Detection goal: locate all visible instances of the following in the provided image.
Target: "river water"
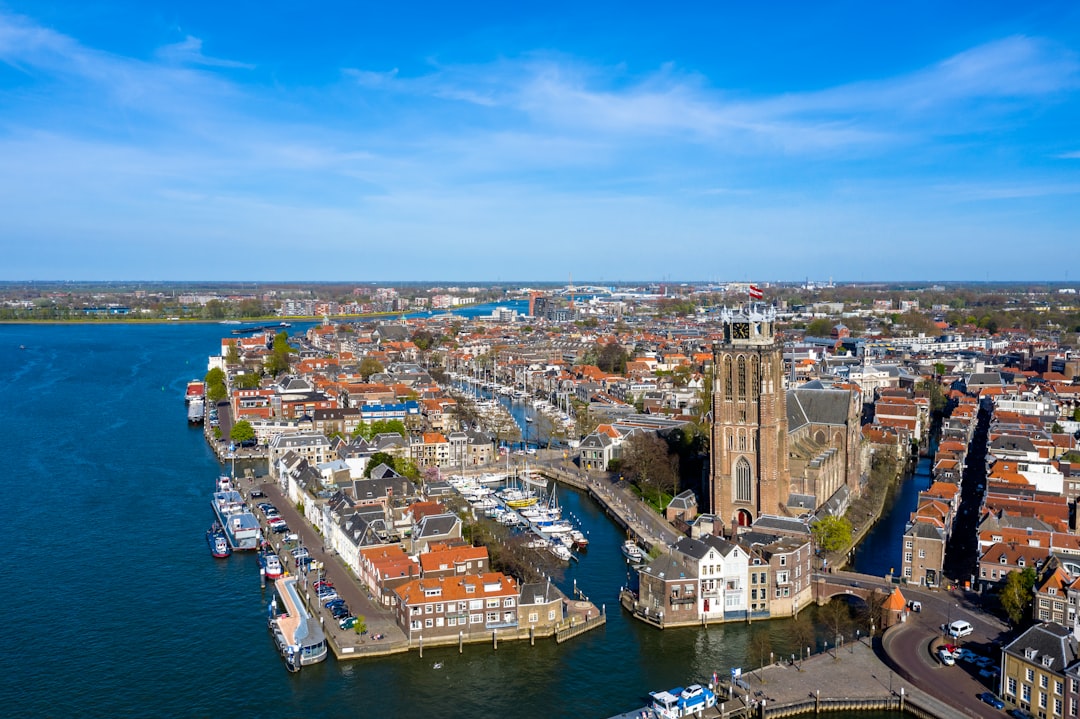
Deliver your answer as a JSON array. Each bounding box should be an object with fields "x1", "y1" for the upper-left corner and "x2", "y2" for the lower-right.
[{"x1": 3, "y1": 322, "x2": 891, "y2": 718}]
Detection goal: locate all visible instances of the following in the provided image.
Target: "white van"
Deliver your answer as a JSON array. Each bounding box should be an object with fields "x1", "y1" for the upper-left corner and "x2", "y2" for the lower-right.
[{"x1": 947, "y1": 620, "x2": 974, "y2": 638}]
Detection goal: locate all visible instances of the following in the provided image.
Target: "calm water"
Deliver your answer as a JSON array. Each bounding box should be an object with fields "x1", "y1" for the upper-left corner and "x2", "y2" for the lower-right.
[{"x1": 5, "y1": 322, "x2": 869, "y2": 718}]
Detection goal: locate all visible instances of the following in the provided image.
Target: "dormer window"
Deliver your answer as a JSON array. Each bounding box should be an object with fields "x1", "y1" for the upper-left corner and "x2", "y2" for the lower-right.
[
  {"x1": 1026, "y1": 648, "x2": 1039, "y2": 660},
  {"x1": 1018, "y1": 558, "x2": 1026, "y2": 568},
  {"x1": 1001, "y1": 555, "x2": 1008, "y2": 564},
  {"x1": 1043, "y1": 656, "x2": 1055, "y2": 668},
  {"x1": 1049, "y1": 588, "x2": 1058, "y2": 596}
]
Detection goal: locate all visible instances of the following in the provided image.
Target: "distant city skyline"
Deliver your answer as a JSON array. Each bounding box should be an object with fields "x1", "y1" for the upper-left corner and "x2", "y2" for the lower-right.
[{"x1": 2, "y1": 2, "x2": 1079, "y2": 282}]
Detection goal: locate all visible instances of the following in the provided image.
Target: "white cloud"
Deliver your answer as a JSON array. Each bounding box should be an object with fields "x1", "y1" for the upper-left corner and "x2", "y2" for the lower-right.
[{"x1": 156, "y1": 36, "x2": 254, "y2": 70}]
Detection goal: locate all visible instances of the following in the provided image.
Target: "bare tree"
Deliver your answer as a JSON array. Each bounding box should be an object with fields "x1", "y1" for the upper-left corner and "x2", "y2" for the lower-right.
[{"x1": 622, "y1": 432, "x2": 679, "y2": 505}]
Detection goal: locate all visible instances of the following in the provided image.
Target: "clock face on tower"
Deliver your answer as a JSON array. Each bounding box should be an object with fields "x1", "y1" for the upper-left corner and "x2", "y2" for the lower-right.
[{"x1": 731, "y1": 322, "x2": 750, "y2": 339}]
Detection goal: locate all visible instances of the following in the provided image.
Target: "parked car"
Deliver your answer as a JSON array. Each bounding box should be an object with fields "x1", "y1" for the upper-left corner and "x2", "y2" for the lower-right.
[
  {"x1": 271, "y1": 523, "x2": 290, "y2": 534},
  {"x1": 937, "y1": 647, "x2": 956, "y2": 666},
  {"x1": 908, "y1": 601, "x2": 922, "y2": 612},
  {"x1": 1009, "y1": 709, "x2": 1034, "y2": 719},
  {"x1": 978, "y1": 692, "x2": 1005, "y2": 710},
  {"x1": 314, "y1": 580, "x2": 334, "y2": 590},
  {"x1": 339, "y1": 616, "x2": 357, "y2": 630},
  {"x1": 250, "y1": 490, "x2": 266, "y2": 499}
]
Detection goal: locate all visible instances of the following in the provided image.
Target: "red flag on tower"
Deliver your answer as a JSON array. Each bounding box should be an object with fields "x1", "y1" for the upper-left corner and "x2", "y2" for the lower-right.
[{"x1": 748, "y1": 284, "x2": 764, "y2": 300}]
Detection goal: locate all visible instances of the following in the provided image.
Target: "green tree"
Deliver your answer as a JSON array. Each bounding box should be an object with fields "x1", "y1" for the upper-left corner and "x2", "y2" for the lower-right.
[
  {"x1": 226, "y1": 341, "x2": 241, "y2": 365},
  {"x1": 234, "y1": 372, "x2": 262, "y2": 389},
  {"x1": 364, "y1": 452, "x2": 397, "y2": 477},
  {"x1": 1073, "y1": 407, "x2": 1080, "y2": 422},
  {"x1": 1051, "y1": 422, "x2": 1063, "y2": 435},
  {"x1": 1001, "y1": 567, "x2": 1038, "y2": 625},
  {"x1": 806, "y1": 318, "x2": 833, "y2": 337},
  {"x1": 230, "y1": 420, "x2": 255, "y2": 444},
  {"x1": 203, "y1": 299, "x2": 227, "y2": 319},
  {"x1": 353, "y1": 615, "x2": 367, "y2": 635},
  {"x1": 237, "y1": 299, "x2": 264, "y2": 318},
  {"x1": 204, "y1": 367, "x2": 227, "y2": 403},
  {"x1": 359, "y1": 357, "x2": 384, "y2": 381},
  {"x1": 811, "y1": 516, "x2": 853, "y2": 553},
  {"x1": 621, "y1": 432, "x2": 679, "y2": 507},
  {"x1": 265, "y1": 331, "x2": 292, "y2": 376}
]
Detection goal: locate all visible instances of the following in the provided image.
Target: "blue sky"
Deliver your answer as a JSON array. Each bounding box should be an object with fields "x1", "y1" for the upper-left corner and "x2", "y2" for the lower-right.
[{"x1": 2, "y1": 2, "x2": 1079, "y2": 282}]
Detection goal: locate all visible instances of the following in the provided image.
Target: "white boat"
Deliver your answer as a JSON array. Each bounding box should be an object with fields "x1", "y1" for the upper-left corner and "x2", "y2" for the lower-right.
[
  {"x1": 649, "y1": 684, "x2": 717, "y2": 719},
  {"x1": 622, "y1": 540, "x2": 644, "y2": 562},
  {"x1": 549, "y1": 543, "x2": 572, "y2": 561},
  {"x1": 261, "y1": 552, "x2": 284, "y2": 580},
  {"x1": 268, "y1": 576, "x2": 327, "y2": 671},
  {"x1": 212, "y1": 489, "x2": 261, "y2": 550}
]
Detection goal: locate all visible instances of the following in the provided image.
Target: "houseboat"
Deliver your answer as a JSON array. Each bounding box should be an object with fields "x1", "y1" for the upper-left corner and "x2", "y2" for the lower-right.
[
  {"x1": 212, "y1": 489, "x2": 261, "y2": 550},
  {"x1": 268, "y1": 576, "x2": 327, "y2": 671},
  {"x1": 260, "y1": 552, "x2": 284, "y2": 580},
  {"x1": 185, "y1": 380, "x2": 205, "y2": 404}
]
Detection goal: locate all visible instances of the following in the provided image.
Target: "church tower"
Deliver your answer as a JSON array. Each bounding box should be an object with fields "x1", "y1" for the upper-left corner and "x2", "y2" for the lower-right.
[{"x1": 709, "y1": 305, "x2": 789, "y2": 531}]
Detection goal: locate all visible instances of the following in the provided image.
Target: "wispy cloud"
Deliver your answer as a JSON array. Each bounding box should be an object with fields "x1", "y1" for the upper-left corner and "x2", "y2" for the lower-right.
[
  {"x1": 156, "y1": 36, "x2": 254, "y2": 70},
  {"x1": 1056, "y1": 151, "x2": 1080, "y2": 159}
]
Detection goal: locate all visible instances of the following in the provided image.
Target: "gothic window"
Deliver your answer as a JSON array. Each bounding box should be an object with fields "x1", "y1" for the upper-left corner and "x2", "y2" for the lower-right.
[
  {"x1": 738, "y1": 356, "x2": 746, "y2": 398},
  {"x1": 751, "y1": 356, "x2": 760, "y2": 399},
  {"x1": 738, "y1": 432, "x2": 747, "y2": 451},
  {"x1": 727, "y1": 432, "x2": 733, "y2": 450},
  {"x1": 735, "y1": 458, "x2": 752, "y2": 503},
  {"x1": 724, "y1": 356, "x2": 733, "y2": 400}
]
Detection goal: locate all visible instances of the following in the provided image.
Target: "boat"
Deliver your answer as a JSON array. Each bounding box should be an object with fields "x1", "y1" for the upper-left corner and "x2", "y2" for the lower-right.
[
  {"x1": 268, "y1": 576, "x2": 327, "y2": 671},
  {"x1": 187, "y1": 398, "x2": 205, "y2": 424},
  {"x1": 260, "y1": 551, "x2": 284, "y2": 580},
  {"x1": 212, "y1": 489, "x2": 261, "y2": 550},
  {"x1": 206, "y1": 523, "x2": 231, "y2": 558},
  {"x1": 622, "y1": 540, "x2": 644, "y2": 562},
  {"x1": 549, "y1": 543, "x2": 572, "y2": 561},
  {"x1": 649, "y1": 684, "x2": 717, "y2": 719},
  {"x1": 569, "y1": 529, "x2": 589, "y2": 549},
  {"x1": 185, "y1": 380, "x2": 206, "y2": 404}
]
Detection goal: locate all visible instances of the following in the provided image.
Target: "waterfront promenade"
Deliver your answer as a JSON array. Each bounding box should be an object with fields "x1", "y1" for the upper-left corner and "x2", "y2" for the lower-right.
[{"x1": 608, "y1": 637, "x2": 979, "y2": 719}]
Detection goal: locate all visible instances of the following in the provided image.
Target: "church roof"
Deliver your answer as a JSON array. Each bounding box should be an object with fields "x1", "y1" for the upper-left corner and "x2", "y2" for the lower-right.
[{"x1": 786, "y1": 388, "x2": 853, "y2": 431}]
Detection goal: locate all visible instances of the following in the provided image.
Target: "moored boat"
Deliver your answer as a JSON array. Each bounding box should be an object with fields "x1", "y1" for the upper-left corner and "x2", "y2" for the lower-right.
[
  {"x1": 207, "y1": 523, "x2": 231, "y2": 558},
  {"x1": 649, "y1": 684, "x2": 717, "y2": 719},
  {"x1": 260, "y1": 551, "x2": 284, "y2": 580},
  {"x1": 212, "y1": 489, "x2": 261, "y2": 550},
  {"x1": 268, "y1": 576, "x2": 327, "y2": 671},
  {"x1": 621, "y1": 540, "x2": 644, "y2": 562}
]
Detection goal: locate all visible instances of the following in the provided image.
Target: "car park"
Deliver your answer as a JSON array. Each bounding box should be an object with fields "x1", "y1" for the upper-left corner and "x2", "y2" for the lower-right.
[{"x1": 978, "y1": 692, "x2": 1005, "y2": 710}]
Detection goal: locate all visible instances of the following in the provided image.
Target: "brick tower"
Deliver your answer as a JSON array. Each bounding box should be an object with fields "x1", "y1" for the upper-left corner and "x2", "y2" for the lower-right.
[{"x1": 709, "y1": 305, "x2": 789, "y2": 532}]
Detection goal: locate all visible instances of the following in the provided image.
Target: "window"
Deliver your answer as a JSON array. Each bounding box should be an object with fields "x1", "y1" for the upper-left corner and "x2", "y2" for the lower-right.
[
  {"x1": 1008, "y1": 678, "x2": 1017, "y2": 696},
  {"x1": 918, "y1": 549, "x2": 926, "y2": 559},
  {"x1": 735, "y1": 458, "x2": 752, "y2": 503},
  {"x1": 904, "y1": 567, "x2": 912, "y2": 577},
  {"x1": 424, "y1": 618, "x2": 433, "y2": 628},
  {"x1": 1069, "y1": 697, "x2": 1077, "y2": 716},
  {"x1": 724, "y1": 357, "x2": 733, "y2": 400},
  {"x1": 1043, "y1": 675, "x2": 1050, "y2": 690},
  {"x1": 504, "y1": 598, "x2": 514, "y2": 607},
  {"x1": 905, "y1": 540, "x2": 913, "y2": 549},
  {"x1": 1057, "y1": 682, "x2": 1064, "y2": 696},
  {"x1": 905, "y1": 552, "x2": 913, "y2": 563},
  {"x1": 779, "y1": 556, "x2": 787, "y2": 566},
  {"x1": 548, "y1": 610, "x2": 556, "y2": 620},
  {"x1": 435, "y1": 603, "x2": 444, "y2": 613},
  {"x1": 1023, "y1": 685, "x2": 1032, "y2": 702},
  {"x1": 738, "y1": 357, "x2": 746, "y2": 398},
  {"x1": 528, "y1": 612, "x2": 538, "y2": 623},
  {"x1": 486, "y1": 612, "x2": 498, "y2": 623},
  {"x1": 470, "y1": 614, "x2": 482, "y2": 624},
  {"x1": 1041, "y1": 692, "x2": 1049, "y2": 710},
  {"x1": 425, "y1": 604, "x2": 433, "y2": 614},
  {"x1": 411, "y1": 620, "x2": 421, "y2": 630},
  {"x1": 486, "y1": 599, "x2": 499, "y2": 609}
]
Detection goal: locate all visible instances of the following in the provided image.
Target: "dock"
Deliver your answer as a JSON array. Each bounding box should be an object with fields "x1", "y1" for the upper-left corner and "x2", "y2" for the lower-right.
[{"x1": 605, "y1": 638, "x2": 969, "y2": 719}]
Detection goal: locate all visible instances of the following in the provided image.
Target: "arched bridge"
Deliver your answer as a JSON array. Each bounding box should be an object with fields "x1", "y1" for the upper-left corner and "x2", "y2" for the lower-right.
[{"x1": 811, "y1": 570, "x2": 894, "y2": 606}]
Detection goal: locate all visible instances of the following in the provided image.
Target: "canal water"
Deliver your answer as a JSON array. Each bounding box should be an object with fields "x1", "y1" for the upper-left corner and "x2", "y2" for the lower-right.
[
  {"x1": 3, "y1": 322, "x2": 885, "y2": 718},
  {"x1": 852, "y1": 450, "x2": 935, "y2": 578}
]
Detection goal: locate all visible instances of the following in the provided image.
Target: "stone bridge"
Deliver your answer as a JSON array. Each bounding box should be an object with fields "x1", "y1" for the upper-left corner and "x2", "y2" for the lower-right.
[{"x1": 811, "y1": 570, "x2": 896, "y2": 614}]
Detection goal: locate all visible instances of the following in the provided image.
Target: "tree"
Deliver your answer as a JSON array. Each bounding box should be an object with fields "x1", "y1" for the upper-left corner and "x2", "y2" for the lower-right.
[
  {"x1": 621, "y1": 433, "x2": 679, "y2": 506},
  {"x1": 811, "y1": 515, "x2": 853, "y2": 553},
  {"x1": 1000, "y1": 566, "x2": 1037, "y2": 625},
  {"x1": 234, "y1": 372, "x2": 261, "y2": 389},
  {"x1": 230, "y1": 420, "x2": 255, "y2": 444},
  {"x1": 364, "y1": 452, "x2": 397, "y2": 477},
  {"x1": 821, "y1": 600, "x2": 852, "y2": 644},
  {"x1": 790, "y1": 615, "x2": 815, "y2": 659},
  {"x1": 806, "y1": 318, "x2": 833, "y2": 337},
  {"x1": 225, "y1": 341, "x2": 241, "y2": 365},
  {"x1": 1051, "y1": 422, "x2": 1063, "y2": 435},
  {"x1": 353, "y1": 615, "x2": 368, "y2": 635},
  {"x1": 265, "y1": 331, "x2": 292, "y2": 376},
  {"x1": 749, "y1": 627, "x2": 773, "y2": 681},
  {"x1": 359, "y1": 356, "x2": 384, "y2": 381},
  {"x1": 204, "y1": 367, "x2": 227, "y2": 403},
  {"x1": 1074, "y1": 407, "x2": 1080, "y2": 422},
  {"x1": 597, "y1": 342, "x2": 629, "y2": 374}
]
